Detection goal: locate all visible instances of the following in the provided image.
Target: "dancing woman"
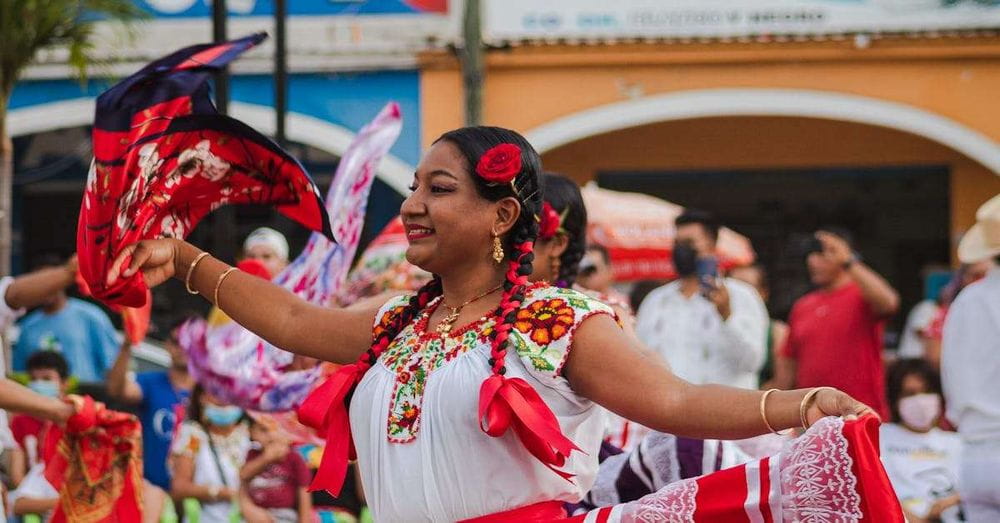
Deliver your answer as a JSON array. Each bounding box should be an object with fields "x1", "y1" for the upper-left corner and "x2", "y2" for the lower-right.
[{"x1": 107, "y1": 127, "x2": 891, "y2": 521}]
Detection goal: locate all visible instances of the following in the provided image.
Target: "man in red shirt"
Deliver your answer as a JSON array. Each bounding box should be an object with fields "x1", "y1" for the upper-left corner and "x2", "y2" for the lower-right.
[{"x1": 774, "y1": 230, "x2": 900, "y2": 419}]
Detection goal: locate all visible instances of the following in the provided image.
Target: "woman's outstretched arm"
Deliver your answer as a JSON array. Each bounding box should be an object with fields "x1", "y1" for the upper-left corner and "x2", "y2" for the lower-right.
[
  {"x1": 109, "y1": 239, "x2": 379, "y2": 364},
  {"x1": 565, "y1": 314, "x2": 874, "y2": 441},
  {"x1": 0, "y1": 379, "x2": 74, "y2": 423}
]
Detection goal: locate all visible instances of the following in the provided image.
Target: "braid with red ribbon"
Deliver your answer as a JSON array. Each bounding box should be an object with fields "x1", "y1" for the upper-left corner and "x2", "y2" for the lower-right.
[
  {"x1": 444, "y1": 129, "x2": 583, "y2": 481},
  {"x1": 362, "y1": 277, "x2": 442, "y2": 371},
  {"x1": 297, "y1": 277, "x2": 441, "y2": 496}
]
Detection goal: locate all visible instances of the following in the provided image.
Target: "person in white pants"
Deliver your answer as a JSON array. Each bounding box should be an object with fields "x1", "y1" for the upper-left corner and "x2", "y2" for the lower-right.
[{"x1": 942, "y1": 194, "x2": 1000, "y2": 522}]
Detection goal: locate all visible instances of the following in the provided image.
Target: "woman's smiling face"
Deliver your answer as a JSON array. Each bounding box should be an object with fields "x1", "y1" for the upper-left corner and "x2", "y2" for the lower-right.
[{"x1": 401, "y1": 140, "x2": 506, "y2": 275}]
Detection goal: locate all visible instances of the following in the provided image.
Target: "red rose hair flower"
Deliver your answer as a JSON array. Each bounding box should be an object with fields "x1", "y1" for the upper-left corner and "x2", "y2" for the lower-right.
[
  {"x1": 537, "y1": 201, "x2": 562, "y2": 240},
  {"x1": 475, "y1": 143, "x2": 522, "y2": 185}
]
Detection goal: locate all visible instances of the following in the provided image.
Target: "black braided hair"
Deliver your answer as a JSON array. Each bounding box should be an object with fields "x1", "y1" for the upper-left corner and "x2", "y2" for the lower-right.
[{"x1": 540, "y1": 173, "x2": 587, "y2": 288}]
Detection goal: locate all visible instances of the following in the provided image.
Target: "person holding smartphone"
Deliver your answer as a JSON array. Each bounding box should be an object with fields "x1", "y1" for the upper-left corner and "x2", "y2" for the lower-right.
[{"x1": 635, "y1": 210, "x2": 768, "y2": 389}]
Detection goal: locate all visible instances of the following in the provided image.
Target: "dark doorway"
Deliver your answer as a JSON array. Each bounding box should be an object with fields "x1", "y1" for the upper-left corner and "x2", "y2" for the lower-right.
[{"x1": 597, "y1": 165, "x2": 951, "y2": 342}]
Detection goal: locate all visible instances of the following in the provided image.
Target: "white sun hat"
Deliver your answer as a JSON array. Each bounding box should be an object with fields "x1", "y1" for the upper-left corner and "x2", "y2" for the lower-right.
[{"x1": 958, "y1": 193, "x2": 1000, "y2": 263}]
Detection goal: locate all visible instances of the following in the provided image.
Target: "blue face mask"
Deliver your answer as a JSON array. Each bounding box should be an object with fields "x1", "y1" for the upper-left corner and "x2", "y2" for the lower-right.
[
  {"x1": 204, "y1": 405, "x2": 244, "y2": 427},
  {"x1": 28, "y1": 380, "x2": 60, "y2": 398}
]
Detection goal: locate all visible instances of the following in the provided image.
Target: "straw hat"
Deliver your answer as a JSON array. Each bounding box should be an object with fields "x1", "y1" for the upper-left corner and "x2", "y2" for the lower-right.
[{"x1": 958, "y1": 193, "x2": 1000, "y2": 263}]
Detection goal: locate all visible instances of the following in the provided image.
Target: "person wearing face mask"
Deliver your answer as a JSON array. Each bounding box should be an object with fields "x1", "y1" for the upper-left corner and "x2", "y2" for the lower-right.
[
  {"x1": 635, "y1": 210, "x2": 768, "y2": 389},
  {"x1": 6, "y1": 351, "x2": 68, "y2": 520},
  {"x1": 880, "y1": 359, "x2": 963, "y2": 523},
  {"x1": 170, "y1": 384, "x2": 251, "y2": 523},
  {"x1": 7, "y1": 351, "x2": 70, "y2": 485}
]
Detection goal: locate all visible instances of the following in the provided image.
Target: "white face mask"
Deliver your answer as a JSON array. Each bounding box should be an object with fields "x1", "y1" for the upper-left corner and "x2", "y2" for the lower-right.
[{"x1": 898, "y1": 393, "x2": 941, "y2": 431}]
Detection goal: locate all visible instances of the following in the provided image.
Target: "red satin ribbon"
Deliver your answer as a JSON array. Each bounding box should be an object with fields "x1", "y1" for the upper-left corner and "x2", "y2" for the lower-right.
[
  {"x1": 296, "y1": 363, "x2": 364, "y2": 496},
  {"x1": 845, "y1": 416, "x2": 905, "y2": 522},
  {"x1": 460, "y1": 500, "x2": 568, "y2": 522},
  {"x1": 478, "y1": 375, "x2": 582, "y2": 481}
]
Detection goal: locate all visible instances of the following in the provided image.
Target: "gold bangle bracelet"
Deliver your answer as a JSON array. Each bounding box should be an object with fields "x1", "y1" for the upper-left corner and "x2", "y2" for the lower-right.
[
  {"x1": 799, "y1": 387, "x2": 831, "y2": 429},
  {"x1": 213, "y1": 267, "x2": 238, "y2": 308},
  {"x1": 759, "y1": 388, "x2": 781, "y2": 434},
  {"x1": 184, "y1": 252, "x2": 211, "y2": 295}
]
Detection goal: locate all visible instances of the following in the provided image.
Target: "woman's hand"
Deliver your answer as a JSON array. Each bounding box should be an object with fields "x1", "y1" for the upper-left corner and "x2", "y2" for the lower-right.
[
  {"x1": 805, "y1": 388, "x2": 879, "y2": 427},
  {"x1": 107, "y1": 238, "x2": 183, "y2": 288}
]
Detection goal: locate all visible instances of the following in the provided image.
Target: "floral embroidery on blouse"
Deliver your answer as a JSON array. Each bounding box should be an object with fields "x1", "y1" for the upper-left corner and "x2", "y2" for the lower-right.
[
  {"x1": 511, "y1": 286, "x2": 609, "y2": 373},
  {"x1": 373, "y1": 285, "x2": 615, "y2": 444},
  {"x1": 514, "y1": 298, "x2": 576, "y2": 345},
  {"x1": 381, "y1": 296, "x2": 494, "y2": 443}
]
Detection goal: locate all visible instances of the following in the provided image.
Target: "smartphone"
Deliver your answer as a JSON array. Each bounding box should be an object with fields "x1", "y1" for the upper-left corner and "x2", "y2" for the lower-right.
[{"x1": 696, "y1": 256, "x2": 718, "y2": 295}]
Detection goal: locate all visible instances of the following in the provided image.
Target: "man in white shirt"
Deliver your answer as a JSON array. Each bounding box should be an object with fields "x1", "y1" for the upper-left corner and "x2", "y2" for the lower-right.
[
  {"x1": 635, "y1": 210, "x2": 767, "y2": 389},
  {"x1": 942, "y1": 193, "x2": 1000, "y2": 523}
]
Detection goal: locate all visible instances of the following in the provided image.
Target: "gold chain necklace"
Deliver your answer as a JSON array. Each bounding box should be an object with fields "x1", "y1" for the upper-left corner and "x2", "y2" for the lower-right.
[{"x1": 435, "y1": 283, "x2": 503, "y2": 334}]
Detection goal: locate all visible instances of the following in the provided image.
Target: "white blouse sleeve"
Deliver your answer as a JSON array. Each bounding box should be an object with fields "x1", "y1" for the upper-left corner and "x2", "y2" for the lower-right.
[
  {"x1": 0, "y1": 277, "x2": 25, "y2": 330},
  {"x1": 509, "y1": 286, "x2": 617, "y2": 389}
]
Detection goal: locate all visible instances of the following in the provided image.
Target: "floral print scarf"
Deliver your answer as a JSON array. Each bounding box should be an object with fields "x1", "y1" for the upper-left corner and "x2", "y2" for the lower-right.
[{"x1": 77, "y1": 33, "x2": 333, "y2": 308}]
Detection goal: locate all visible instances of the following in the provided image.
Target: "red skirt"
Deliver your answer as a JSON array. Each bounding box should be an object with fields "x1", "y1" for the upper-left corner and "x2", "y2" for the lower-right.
[{"x1": 469, "y1": 416, "x2": 901, "y2": 523}]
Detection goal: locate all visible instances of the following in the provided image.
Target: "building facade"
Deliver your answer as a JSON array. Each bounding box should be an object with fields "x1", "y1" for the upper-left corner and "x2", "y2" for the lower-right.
[{"x1": 421, "y1": 0, "x2": 1000, "y2": 324}]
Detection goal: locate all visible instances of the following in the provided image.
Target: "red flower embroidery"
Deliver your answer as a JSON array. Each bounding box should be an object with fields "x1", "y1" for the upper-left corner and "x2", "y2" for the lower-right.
[
  {"x1": 397, "y1": 402, "x2": 420, "y2": 428},
  {"x1": 537, "y1": 201, "x2": 561, "y2": 240},
  {"x1": 475, "y1": 144, "x2": 522, "y2": 185},
  {"x1": 513, "y1": 298, "x2": 575, "y2": 345}
]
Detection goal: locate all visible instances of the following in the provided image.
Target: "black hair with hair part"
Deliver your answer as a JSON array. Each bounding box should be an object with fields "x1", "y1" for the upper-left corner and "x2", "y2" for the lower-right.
[
  {"x1": 433, "y1": 126, "x2": 543, "y2": 260},
  {"x1": 817, "y1": 226, "x2": 856, "y2": 251},
  {"x1": 26, "y1": 350, "x2": 69, "y2": 379},
  {"x1": 675, "y1": 209, "x2": 720, "y2": 243},
  {"x1": 586, "y1": 244, "x2": 610, "y2": 265},
  {"x1": 886, "y1": 358, "x2": 942, "y2": 423},
  {"x1": 540, "y1": 173, "x2": 587, "y2": 287}
]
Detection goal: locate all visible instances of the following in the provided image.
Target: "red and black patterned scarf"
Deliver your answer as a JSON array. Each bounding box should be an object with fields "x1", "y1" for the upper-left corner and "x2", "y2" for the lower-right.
[{"x1": 77, "y1": 33, "x2": 333, "y2": 307}]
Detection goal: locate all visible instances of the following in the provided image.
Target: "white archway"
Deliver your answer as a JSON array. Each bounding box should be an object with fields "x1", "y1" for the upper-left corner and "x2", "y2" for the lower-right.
[
  {"x1": 525, "y1": 88, "x2": 1000, "y2": 175},
  {"x1": 6, "y1": 98, "x2": 415, "y2": 193}
]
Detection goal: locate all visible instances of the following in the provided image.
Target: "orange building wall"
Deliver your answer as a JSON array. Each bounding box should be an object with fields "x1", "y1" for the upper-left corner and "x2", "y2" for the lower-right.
[
  {"x1": 952, "y1": 160, "x2": 1000, "y2": 248},
  {"x1": 418, "y1": 38, "x2": 1000, "y2": 260},
  {"x1": 540, "y1": 117, "x2": 957, "y2": 181}
]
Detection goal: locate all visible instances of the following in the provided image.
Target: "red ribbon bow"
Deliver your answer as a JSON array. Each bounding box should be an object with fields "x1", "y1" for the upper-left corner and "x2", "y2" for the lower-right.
[
  {"x1": 478, "y1": 374, "x2": 582, "y2": 481},
  {"x1": 296, "y1": 363, "x2": 365, "y2": 496}
]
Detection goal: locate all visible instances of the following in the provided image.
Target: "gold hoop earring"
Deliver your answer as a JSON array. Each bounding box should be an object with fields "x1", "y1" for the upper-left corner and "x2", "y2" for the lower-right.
[{"x1": 492, "y1": 233, "x2": 505, "y2": 264}]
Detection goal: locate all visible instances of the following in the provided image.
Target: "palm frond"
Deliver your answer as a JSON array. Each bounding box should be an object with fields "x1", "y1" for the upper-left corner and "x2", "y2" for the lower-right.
[{"x1": 0, "y1": 0, "x2": 146, "y2": 94}]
